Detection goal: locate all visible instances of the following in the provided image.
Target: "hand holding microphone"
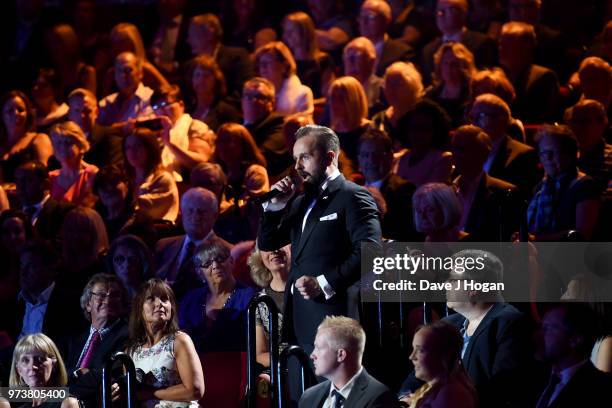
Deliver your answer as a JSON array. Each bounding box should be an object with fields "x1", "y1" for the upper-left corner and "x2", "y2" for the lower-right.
[{"x1": 254, "y1": 171, "x2": 302, "y2": 205}]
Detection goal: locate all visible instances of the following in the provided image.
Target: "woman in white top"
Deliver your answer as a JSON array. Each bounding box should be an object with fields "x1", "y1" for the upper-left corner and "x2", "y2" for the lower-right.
[
  {"x1": 118, "y1": 279, "x2": 204, "y2": 408},
  {"x1": 254, "y1": 41, "x2": 314, "y2": 117}
]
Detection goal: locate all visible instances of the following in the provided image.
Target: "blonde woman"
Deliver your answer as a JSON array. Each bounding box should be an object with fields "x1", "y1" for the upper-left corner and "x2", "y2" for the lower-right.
[
  {"x1": 9, "y1": 333, "x2": 79, "y2": 408},
  {"x1": 281, "y1": 11, "x2": 335, "y2": 98},
  {"x1": 254, "y1": 41, "x2": 314, "y2": 117},
  {"x1": 426, "y1": 42, "x2": 476, "y2": 127},
  {"x1": 49, "y1": 121, "x2": 98, "y2": 207}
]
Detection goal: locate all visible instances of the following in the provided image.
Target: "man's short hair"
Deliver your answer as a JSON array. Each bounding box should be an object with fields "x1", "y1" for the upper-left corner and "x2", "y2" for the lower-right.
[
  {"x1": 564, "y1": 99, "x2": 608, "y2": 126},
  {"x1": 358, "y1": 127, "x2": 393, "y2": 154},
  {"x1": 500, "y1": 21, "x2": 537, "y2": 48},
  {"x1": 295, "y1": 124, "x2": 340, "y2": 155},
  {"x1": 79, "y1": 273, "x2": 128, "y2": 321},
  {"x1": 535, "y1": 124, "x2": 578, "y2": 158},
  {"x1": 318, "y1": 316, "x2": 366, "y2": 360},
  {"x1": 451, "y1": 124, "x2": 493, "y2": 155},
  {"x1": 190, "y1": 13, "x2": 223, "y2": 42},
  {"x1": 473, "y1": 93, "x2": 512, "y2": 123},
  {"x1": 17, "y1": 160, "x2": 49, "y2": 181},
  {"x1": 344, "y1": 36, "x2": 377, "y2": 61},
  {"x1": 67, "y1": 87, "x2": 96, "y2": 104},
  {"x1": 243, "y1": 77, "x2": 276, "y2": 102},
  {"x1": 180, "y1": 187, "x2": 219, "y2": 215},
  {"x1": 361, "y1": 0, "x2": 392, "y2": 21}
]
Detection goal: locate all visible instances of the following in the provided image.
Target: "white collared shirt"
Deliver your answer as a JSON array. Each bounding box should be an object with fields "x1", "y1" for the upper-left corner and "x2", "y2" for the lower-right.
[
  {"x1": 98, "y1": 82, "x2": 154, "y2": 125},
  {"x1": 24, "y1": 193, "x2": 50, "y2": 225},
  {"x1": 323, "y1": 367, "x2": 363, "y2": 408},
  {"x1": 19, "y1": 282, "x2": 56, "y2": 339}
]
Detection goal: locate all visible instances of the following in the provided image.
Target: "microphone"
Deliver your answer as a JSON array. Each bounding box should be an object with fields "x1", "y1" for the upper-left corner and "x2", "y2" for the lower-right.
[{"x1": 251, "y1": 188, "x2": 284, "y2": 204}]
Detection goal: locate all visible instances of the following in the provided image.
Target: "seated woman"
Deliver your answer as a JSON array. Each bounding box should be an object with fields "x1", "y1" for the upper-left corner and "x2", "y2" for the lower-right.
[
  {"x1": 412, "y1": 183, "x2": 468, "y2": 242},
  {"x1": 93, "y1": 164, "x2": 135, "y2": 242},
  {"x1": 106, "y1": 234, "x2": 155, "y2": 300},
  {"x1": 124, "y1": 128, "x2": 179, "y2": 223},
  {"x1": 247, "y1": 244, "x2": 290, "y2": 369},
  {"x1": 9, "y1": 333, "x2": 79, "y2": 408},
  {"x1": 281, "y1": 11, "x2": 335, "y2": 98},
  {"x1": 254, "y1": 41, "x2": 314, "y2": 117},
  {"x1": 179, "y1": 240, "x2": 256, "y2": 353},
  {"x1": 0, "y1": 91, "x2": 53, "y2": 182},
  {"x1": 372, "y1": 62, "x2": 424, "y2": 145},
  {"x1": 394, "y1": 100, "x2": 453, "y2": 186},
  {"x1": 151, "y1": 85, "x2": 215, "y2": 182},
  {"x1": 49, "y1": 121, "x2": 98, "y2": 207},
  {"x1": 121, "y1": 278, "x2": 204, "y2": 407},
  {"x1": 328, "y1": 76, "x2": 372, "y2": 176},
  {"x1": 405, "y1": 321, "x2": 477, "y2": 408},
  {"x1": 528, "y1": 125, "x2": 601, "y2": 241},
  {"x1": 187, "y1": 55, "x2": 242, "y2": 132},
  {"x1": 425, "y1": 42, "x2": 476, "y2": 128},
  {"x1": 31, "y1": 68, "x2": 69, "y2": 133}
]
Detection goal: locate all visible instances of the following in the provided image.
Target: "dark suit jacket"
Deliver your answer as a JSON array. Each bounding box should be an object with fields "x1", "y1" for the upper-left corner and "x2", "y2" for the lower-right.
[
  {"x1": 546, "y1": 361, "x2": 612, "y2": 408},
  {"x1": 421, "y1": 30, "x2": 497, "y2": 82},
  {"x1": 245, "y1": 112, "x2": 292, "y2": 178},
  {"x1": 34, "y1": 197, "x2": 76, "y2": 245},
  {"x1": 258, "y1": 175, "x2": 381, "y2": 353},
  {"x1": 376, "y1": 38, "x2": 416, "y2": 77},
  {"x1": 216, "y1": 44, "x2": 255, "y2": 100},
  {"x1": 377, "y1": 173, "x2": 421, "y2": 242},
  {"x1": 65, "y1": 320, "x2": 129, "y2": 407},
  {"x1": 460, "y1": 174, "x2": 521, "y2": 241},
  {"x1": 298, "y1": 368, "x2": 398, "y2": 408},
  {"x1": 155, "y1": 232, "x2": 233, "y2": 300},
  {"x1": 509, "y1": 64, "x2": 560, "y2": 124},
  {"x1": 83, "y1": 124, "x2": 124, "y2": 169},
  {"x1": 488, "y1": 136, "x2": 541, "y2": 200}
]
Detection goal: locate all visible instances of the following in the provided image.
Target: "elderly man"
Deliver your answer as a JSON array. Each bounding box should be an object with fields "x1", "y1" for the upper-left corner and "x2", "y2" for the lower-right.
[
  {"x1": 258, "y1": 125, "x2": 381, "y2": 356},
  {"x1": 155, "y1": 187, "x2": 232, "y2": 300},
  {"x1": 451, "y1": 125, "x2": 520, "y2": 241},
  {"x1": 242, "y1": 77, "x2": 292, "y2": 178},
  {"x1": 421, "y1": 0, "x2": 497, "y2": 82},
  {"x1": 67, "y1": 88, "x2": 123, "y2": 169},
  {"x1": 65, "y1": 274, "x2": 129, "y2": 408},
  {"x1": 343, "y1": 37, "x2": 384, "y2": 112},
  {"x1": 470, "y1": 93, "x2": 540, "y2": 198},
  {"x1": 358, "y1": 0, "x2": 415, "y2": 76},
  {"x1": 97, "y1": 52, "x2": 154, "y2": 133},
  {"x1": 300, "y1": 316, "x2": 397, "y2": 407},
  {"x1": 498, "y1": 21, "x2": 560, "y2": 123}
]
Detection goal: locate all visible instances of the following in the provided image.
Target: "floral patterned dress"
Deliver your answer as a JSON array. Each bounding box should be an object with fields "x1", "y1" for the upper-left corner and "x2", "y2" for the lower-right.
[{"x1": 130, "y1": 332, "x2": 198, "y2": 408}]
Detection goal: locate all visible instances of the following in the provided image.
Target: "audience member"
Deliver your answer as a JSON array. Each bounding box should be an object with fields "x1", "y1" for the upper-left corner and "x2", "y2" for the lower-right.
[
  {"x1": 576, "y1": 57, "x2": 612, "y2": 115},
  {"x1": 307, "y1": 0, "x2": 353, "y2": 54},
  {"x1": 412, "y1": 183, "x2": 467, "y2": 242},
  {"x1": 151, "y1": 85, "x2": 215, "y2": 181},
  {"x1": 189, "y1": 162, "x2": 228, "y2": 204},
  {"x1": 106, "y1": 235, "x2": 155, "y2": 300},
  {"x1": 147, "y1": 0, "x2": 191, "y2": 75},
  {"x1": 498, "y1": 21, "x2": 560, "y2": 123},
  {"x1": 122, "y1": 278, "x2": 204, "y2": 406},
  {"x1": 254, "y1": 41, "x2": 314, "y2": 117},
  {"x1": 220, "y1": 0, "x2": 276, "y2": 52},
  {"x1": 357, "y1": 128, "x2": 420, "y2": 241},
  {"x1": 92, "y1": 165, "x2": 135, "y2": 242},
  {"x1": 0, "y1": 91, "x2": 53, "y2": 183},
  {"x1": 48, "y1": 121, "x2": 98, "y2": 207},
  {"x1": 187, "y1": 55, "x2": 242, "y2": 132},
  {"x1": 528, "y1": 125, "x2": 600, "y2": 241},
  {"x1": 179, "y1": 240, "x2": 255, "y2": 353},
  {"x1": 394, "y1": 99, "x2": 453, "y2": 186},
  {"x1": 300, "y1": 316, "x2": 398, "y2": 407},
  {"x1": 68, "y1": 88, "x2": 123, "y2": 169},
  {"x1": 359, "y1": 0, "x2": 415, "y2": 77},
  {"x1": 406, "y1": 321, "x2": 477, "y2": 408},
  {"x1": 451, "y1": 125, "x2": 521, "y2": 241},
  {"x1": 65, "y1": 273, "x2": 129, "y2": 408},
  {"x1": 31, "y1": 68, "x2": 69, "y2": 133},
  {"x1": 343, "y1": 37, "x2": 385, "y2": 113}
]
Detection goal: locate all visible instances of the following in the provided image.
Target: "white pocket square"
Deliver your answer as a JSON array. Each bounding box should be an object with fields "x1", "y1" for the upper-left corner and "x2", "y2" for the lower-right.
[{"x1": 319, "y1": 213, "x2": 338, "y2": 221}]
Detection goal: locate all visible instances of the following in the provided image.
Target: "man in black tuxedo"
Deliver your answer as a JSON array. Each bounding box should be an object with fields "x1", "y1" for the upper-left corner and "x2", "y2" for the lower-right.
[
  {"x1": 421, "y1": 0, "x2": 497, "y2": 82},
  {"x1": 155, "y1": 187, "x2": 232, "y2": 301},
  {"x1": 258, "y1": 125, "x2": 381, "y2": 355},
  {"x1": 536, "y1": 302, "x2": 612, "y2": 408},
  {"x1": 358, "y1": 0, "x2": 415, "y2": 77},
  {"x1": 66, "y1": 274, "x2": 129, "y2": 408},
  {"x1": 299, "y1": 316, "x2": 398, "y2": 408},
  {"x1": 470, "y1": 93, "x2": 541, "y2": 199},
  {"x1": 242, "y1": 77, "x2": 292, "y2": 178},
  {"x1": 68, "y1": 88, "x2": 123, "y2": 169},
  {"x1": 451, "y1": 125, "x2": 521, "y2": 241},
  {"x1": 357, "y1": 128, "x2": 420, "y2": 241},
  {"x1": 14, "y1": 161, "x2": 75, "y2": 245}
]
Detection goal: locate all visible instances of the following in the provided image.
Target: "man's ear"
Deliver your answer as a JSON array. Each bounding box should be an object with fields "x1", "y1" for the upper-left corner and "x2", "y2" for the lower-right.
[
  {"x1": 337, "y1": 348, "x2": 347, "y2": 363},
  {"x1": 326, "y1": 150, "x2": 337, "y2": 167}
]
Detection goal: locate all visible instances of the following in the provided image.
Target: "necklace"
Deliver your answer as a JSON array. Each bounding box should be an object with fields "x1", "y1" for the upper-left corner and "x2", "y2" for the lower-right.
[{"x1": 202, "y1": 288, "x2": 236, "y2": 320}]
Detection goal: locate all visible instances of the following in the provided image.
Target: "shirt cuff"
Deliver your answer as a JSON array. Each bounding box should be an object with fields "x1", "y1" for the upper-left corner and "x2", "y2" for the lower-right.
[
  {"x1": 262, "y1": 201, "x2": 287, "y2": 212},
  {"x1": 317, "y1": 275, "x2": 335, "y2": 300}
]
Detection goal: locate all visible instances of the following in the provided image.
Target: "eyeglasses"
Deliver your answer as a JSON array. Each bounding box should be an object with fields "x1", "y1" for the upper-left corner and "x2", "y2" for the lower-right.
[
  {"x1": 152, "y1": 100, "x2": 179, "y2": 110},
  {"x1": 113, "y1": 254, "x2": 139, "y2": 265},
  {"x1": 198, "y1": 256, "x2": 229, "y2": 269},
  {"x1": 90, "y1": 291, "x2": 121, "y2": 301},
  {"x1": 242, "y1": 92, "x2": 270, "y2": 102}
]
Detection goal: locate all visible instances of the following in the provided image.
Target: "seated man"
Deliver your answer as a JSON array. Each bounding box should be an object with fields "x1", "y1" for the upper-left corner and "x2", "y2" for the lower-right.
[
  {"x1": 300, "y1": 316, "x2": 398, "y2": 407},
  {"x1": 97, "y1": 52, "x2": 154, "y2": 133},
  {"x1": 65, "y1": 274, "x2": 129, "y2": 408},
  {"x1": 343, "y1": 37, "x2": 385, "y2": 113}
]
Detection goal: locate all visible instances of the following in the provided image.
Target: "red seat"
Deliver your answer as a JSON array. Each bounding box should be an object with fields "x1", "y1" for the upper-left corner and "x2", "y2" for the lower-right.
[{"x1": 199, "y1": 351, "x2": 247, "y2": 407}]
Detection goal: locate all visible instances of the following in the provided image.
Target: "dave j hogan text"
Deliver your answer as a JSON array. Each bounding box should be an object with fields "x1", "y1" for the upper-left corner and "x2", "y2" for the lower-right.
[{"x1": 372, "y1": 279, "x2": 504, "y2": 293}]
